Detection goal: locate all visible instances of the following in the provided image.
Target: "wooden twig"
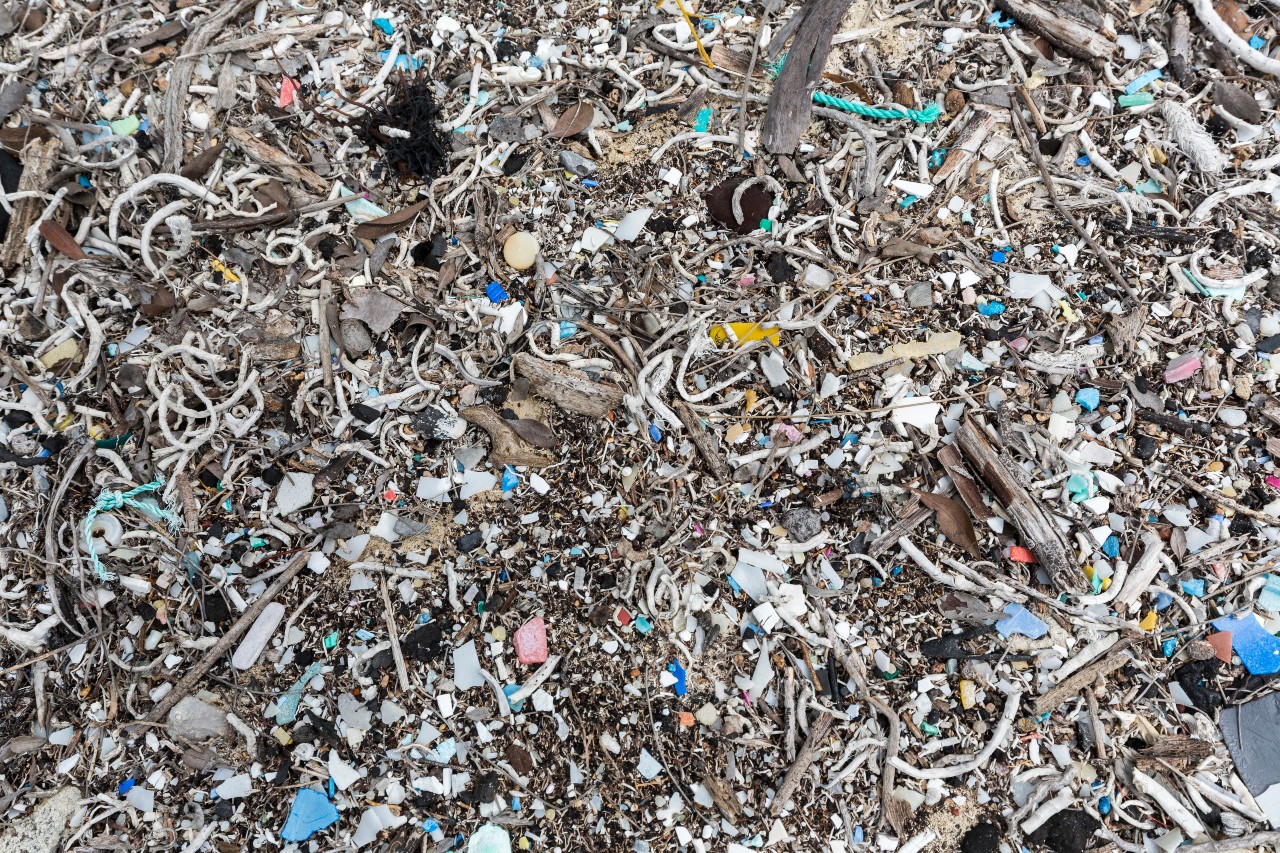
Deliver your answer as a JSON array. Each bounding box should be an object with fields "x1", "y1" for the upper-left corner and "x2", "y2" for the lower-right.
[
  {"x1": 379, "y1": 577, "x2": 410, "y2": 692},
  {"x1": 0, "y1": 137, "x2": 60, "y2": 271},
  {"x1": 770, "y1": 710, "x2": 833, "y2": 815},
  {"x1": 956, "y1": 417, "x2": 1082, "y2": 593},
  {"x1": 931, "y1": 108, "x2": 997, "y2": 187},
  {"x1": 672, "y1": 399, "x2": 732, "y2": 485},
  {"x1": 145, "y1": 551, "x2": 310, "y2": 723}
]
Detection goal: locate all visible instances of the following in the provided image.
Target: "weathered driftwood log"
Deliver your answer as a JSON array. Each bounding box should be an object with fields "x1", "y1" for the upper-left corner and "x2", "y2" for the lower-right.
[
  {"x1": 761, "y1": 0, "x2": 851, "y2": 155},
  {"x1": 460, "y1": 406, "x2": 554, "y2": 468},
  {"x1": 956, "y1": 417, "x2": 1082, "y2": 593},
  {"x1": 994, "y1": 0, "x2": 1116, "y2": 60},
  {"x1": 513, "y1": 353, "x2": 624, "y2": 418}
]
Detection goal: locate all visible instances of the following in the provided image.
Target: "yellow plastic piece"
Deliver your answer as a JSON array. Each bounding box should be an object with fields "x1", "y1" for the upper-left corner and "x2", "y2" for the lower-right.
[
  {"x1": 958, "y1": 679, "x2": 976, "y2": 710},
  {"x1": 709, "y1": 322, "x2": 781, "y2": 348},
  {"x1": 1059, "y1": 300, "x2": 1078, "y2": 322},
  {"x1": 744, "y1": 389, "x2": 759, "y2": 412},
  {"x1": 1139, "y1": 611, "x2": 1157, "y2": 631},
  {"x1": 211, "y1": 259, "x2": 240, "y2": 283}
]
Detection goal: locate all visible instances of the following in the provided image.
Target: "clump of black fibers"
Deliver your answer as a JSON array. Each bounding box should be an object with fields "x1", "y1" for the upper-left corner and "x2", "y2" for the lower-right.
[{"x1": 359, "y1": 79, "x2": 448, "y2": 180}]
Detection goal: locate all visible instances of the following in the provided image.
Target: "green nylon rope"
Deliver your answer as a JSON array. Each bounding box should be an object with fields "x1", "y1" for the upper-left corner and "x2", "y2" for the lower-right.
[
  {"x1": 83, "y1": 479, "x2": 181, "y2": 581},
  {"x1": 765, "y1": 54, "x2": 942, "y2": 124}
]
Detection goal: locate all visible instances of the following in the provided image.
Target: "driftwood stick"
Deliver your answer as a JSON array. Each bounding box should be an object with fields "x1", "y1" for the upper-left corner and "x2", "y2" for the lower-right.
[
  {"x1": 461, "y1": 405, "x2": 554, "y2": 468},
  {"x1": 672, "y1": 399, "x2": 732, "y2": 485},
  {"x1": 932, "y1": 108, "x2": 997, "y2": 187},
  {"x1": 145, "y1": 551, "x2": 310, "y2": 723},
  {"x1": 770, "y1": 710, "x2": 834, "y2": 815},
  {"x1": 0, "y1": 137, "x2": 60, "y2": 271},
  {"x1": 956, "y1": 417, "x2": 1081, "y2": 593},
  {"x1": 993, "y1": 0, "x2": 1116, "y2": 59},
  {"x1": 1034, "y1": 641, "x2": 1132, "y2": 714},
  {"x1": 762, "y1": 0, "x2": 851, "y2": 155},
  {"x1": 514, "y1": 353, "x2": 625, "y2": 418}
]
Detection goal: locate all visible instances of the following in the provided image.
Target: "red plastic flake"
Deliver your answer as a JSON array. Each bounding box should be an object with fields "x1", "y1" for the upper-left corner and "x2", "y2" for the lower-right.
[
  {"x1": 513, "y1": 616, "x2": 548, "y2": 665},
  {"x1": 1008, "y1": 546, "x2": 1037, "y2": 563}
]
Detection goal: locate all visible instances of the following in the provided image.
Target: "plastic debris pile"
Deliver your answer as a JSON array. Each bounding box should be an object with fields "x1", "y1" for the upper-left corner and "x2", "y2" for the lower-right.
[{"x1": 6, "y1": 0, "x2": 1280, "y2": 851}]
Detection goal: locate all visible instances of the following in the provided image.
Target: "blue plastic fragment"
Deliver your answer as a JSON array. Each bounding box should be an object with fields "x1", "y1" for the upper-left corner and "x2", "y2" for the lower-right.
[
  {"x1": 1101, "y1": 535, "x2": 1120, "y2": 559},
  {"x1": 1181, "y1": 578, "x2": 1206, "y2": 598},
  {"x1": 1124, "y1": 68, "x2": 1162, "y2": 95},
  {"x1": 996, "y1": 602, "x2": 1049, "y2": 639},
  {"x1": 1154, "y1": 591, "x2": 1173, "y2": 611},
  {"x1": 119, "y1": 778, "x2": 136, "y2": 795},
  {"x1": 486, "y1": 282, "x2": 508, "y2": 303},
  {"x1": 372, "y1": 17, "x2": 394, "y2": 34},
  {"x1": 501, "y1": 466, "x2": 519, "y2": 492},
  {"x1": 377, "y1": 49, "x2": 420, "y2": 71},
  {"x1": 986, "y1": 10, "x2": 1015, "y2": 27},
  {"x1": 1251, "y1": 35, "x2": 1266, "y2": 50},
  {"x1": 693, "y1": 107, "x2": 712, "y2": 132},
  {"x1": 648, "y1": 424, "x2": 662, "y2": 441},
  {"x1": 280, "y1": 788, "x2": 340, "y2": 842},
  {"x1": 977, "y1": 301, "x2": 1006, "y2": 316},
  {"x1": 503, "y1": 683, "x2": 525, "y2": 713},
  {"x1": 355, "y1": 628, "x2": 376, "y2": 641},
  {"x1": 1075, "y1": 387, "x2": 1100, "y2": 412},
  {"x1": 1075, "y1": 154, "x2": 1091, "y2": 166},
  {"x1": 991, "y1": 250, "x2": 1007, "y2": 263},
  {"x1": 854, "y1": 826, "x2": 865, "y2": 844},
  {"x1": 1211, "y1": 613, "x2": 1280, "y2": 674},
  {"x1": 1099, "y1": 796, "x2": 1112, "y2": 815},
  {"x1": 670, "y1": 659, "x2": 687, "y2": 696},
  {"x1": 1162, "y1": 638, "x2": 1177, "y2": 657},
  {"x1": 276, "y1": 661, "x2": 324, "y2": 725}
]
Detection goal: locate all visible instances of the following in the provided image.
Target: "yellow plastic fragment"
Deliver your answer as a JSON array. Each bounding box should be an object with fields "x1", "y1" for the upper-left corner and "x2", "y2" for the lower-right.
[
  {"x1": 1059, "y1": 300, "x2": 1078, "y2": 322},
  {"x1": 211, "y1": 259, "x2": 240, "y2": 283},
  {"x1": 1139, "y1": 611, "x2": 1158, "y2": 631},
  {"x1": 958, "y1": 679, "x2": 976, "y2": 710},
  {"x1": 709, "y1": 322, "x2": 781, "y2": 347}
]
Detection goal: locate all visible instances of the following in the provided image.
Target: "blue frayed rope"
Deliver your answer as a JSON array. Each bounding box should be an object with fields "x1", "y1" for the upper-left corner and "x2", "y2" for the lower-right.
[{"x1": 83, "y1": 479, "x2": 181, "y2": 581}]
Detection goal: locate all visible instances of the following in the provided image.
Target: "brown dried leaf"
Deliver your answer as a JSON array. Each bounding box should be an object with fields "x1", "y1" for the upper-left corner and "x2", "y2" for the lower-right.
[
  {"x1": 548, "y1": 102, "x2": 594, "y2": 139},
  {"x1": 1215, "y1": 0, "x2": 1251, "y2": 36},
  {"x1": 352, "y1": 198, "x2": 430, "y2": 240},
  {"x1": 912, "y1": 488, "x2": 981, "y2": 558},
  {"x1": 507, "y1": 417, "x2": 558, "y2": 448},
  {"x1": 38, "y1": 220, "x2": 87, "y2": 260}
]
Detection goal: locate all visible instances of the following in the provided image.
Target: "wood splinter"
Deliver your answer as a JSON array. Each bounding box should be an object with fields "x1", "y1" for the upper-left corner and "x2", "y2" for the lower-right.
[{"x1": 461, "y1": 405, "x2": 554, "y2": 468}]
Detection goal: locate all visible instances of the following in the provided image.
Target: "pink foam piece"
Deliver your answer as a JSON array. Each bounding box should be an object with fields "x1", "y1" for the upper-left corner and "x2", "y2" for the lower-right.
[
  {"x1": 279, "y1": 77, "x2": 299, "y2": 109},
  {"x1": 513, "y1": 616, "x2": 548, "y2": 664},
  {"x1": 1267, "y1": 474, "x2": 1280, "y2": 491},
  {"x1": 1163, "y1": 352, "x2": 1202, "y2": 383}
]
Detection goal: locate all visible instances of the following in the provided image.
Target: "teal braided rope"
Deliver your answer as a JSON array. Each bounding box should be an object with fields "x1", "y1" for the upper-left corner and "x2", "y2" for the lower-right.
[
  {"x1": 766, "y1": 52, "x2": 942, "y2": 124},
  {"x1": 812, "y1": 90, "x2": 943, "y2": 124},
  {"x1": 83, "y1": 479, "x2": 181, "y2": 581}
]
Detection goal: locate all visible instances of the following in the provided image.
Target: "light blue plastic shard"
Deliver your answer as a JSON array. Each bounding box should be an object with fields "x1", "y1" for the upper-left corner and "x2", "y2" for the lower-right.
[
  {"x1": 276, "y1": 661, "x2": 324, "y2": 725},
  {"x1": 1211, "y1": 613, "x2": 1280, "y2": 675},
  {"x1": 995, "y1": 603, "x2": 1048, "y2": 640},
  {"x1": 280, "y1": 788, "x2": 339, "y2": 842}
]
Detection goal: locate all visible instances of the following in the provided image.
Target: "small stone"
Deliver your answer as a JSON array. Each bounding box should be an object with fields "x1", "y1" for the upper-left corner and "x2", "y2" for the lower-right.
[
  {"x1": 1187, "y1": 640, "x2": 1216, "y2": 661},
  {"x1": 1135, "y1": 434, "x2": 1158, "y2": 459},
  {"x1": 513, "y1": 616, "x2": 548, "y2": 664},
  {"x1": 166, "y1": 696, "x2": 230, "y2": 741},
  {"x1": 339, "y1": 319, "x2": 373, "y2": 355},
  {"x1": 695, "y1": 703, "x2": 719, "y2": 726},
  {"x1": 488, "y1": 115, "x2": 521, "y2": 144},
  {"x1": 457, "y1": 530, "x2": 483, "y2": 552},
  {"x1": 558, "y1": 150, "x2": 596, "y2": 177},
  {"x1": 1258, "y1": 332, "x2": 1280, "y2": 354},
  {"x1": 781, "y1": 507, "x2": 821, "y2": 542},
  {"x1": 1214, "y1": 81, "x2": 1262, "y2": 125},
  {"x1": 905, "y1": 282, "x2": 933, "y2": 308},
  {"x1": 503, "y1": 231, "x2": 539, "y2": 270}
]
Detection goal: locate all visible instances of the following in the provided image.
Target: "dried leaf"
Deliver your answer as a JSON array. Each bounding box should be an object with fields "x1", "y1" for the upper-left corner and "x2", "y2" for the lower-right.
[
  {"x1": 912, "y1": 489, "x2": 981, "y2": 558},
  {"x1": 507, "y1": 417, "x2": 557, "y2": 448},
  {"x1": 1214, "y1": 0, "x2": 1251, "y2": 36},
  {"x1": 548, "y1": 102, "x2": 594, "y2": 139},
  {"x1": 352, "y1": 198, "x2": 430, "y2": 240},
  {"x1": 38, "y1": 220, "x2": 87, "y2": 260}
]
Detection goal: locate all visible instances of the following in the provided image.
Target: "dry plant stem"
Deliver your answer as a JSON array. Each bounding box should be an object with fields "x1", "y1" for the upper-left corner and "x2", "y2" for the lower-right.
[
  {"x1": 769, "y1": 710, "x2": 834, "y2": 815},
  {"x1": 865, "y1": 695, "x2": 900, "y2": 829},
  {"x1": 44, "y1": 440, "x2": 94, "y2": 636},
  {"x1": 145, "y1": 550, "x2": 310, "y2": 723},
  {"x1": 1010, "y1": 110, "x2": 1137, "y2": 300},
  {"x1": 672, "y1": 399, "x2": 732, "y2": 486},
  {"x1": 380, "y1": 577, "x2": 410, "y2": 692}
]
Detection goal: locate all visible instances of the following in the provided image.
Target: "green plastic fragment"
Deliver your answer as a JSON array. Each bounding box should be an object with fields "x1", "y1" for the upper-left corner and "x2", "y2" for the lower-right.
[
  {"x1": 1118, "y1": 93, "x2": 1154, "y2": 108},
  {"x1": 109, "y1": 115, "x2": 140, "y2": 136},
  {"x1": 322, "y1": 631, "x2": 339, "y2": 650}
]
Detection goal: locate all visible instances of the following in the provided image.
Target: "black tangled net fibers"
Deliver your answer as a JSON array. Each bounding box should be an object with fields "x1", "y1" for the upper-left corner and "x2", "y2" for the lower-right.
[{"x1": 358, "y1": 79, "x2": 448, "y2": 180}]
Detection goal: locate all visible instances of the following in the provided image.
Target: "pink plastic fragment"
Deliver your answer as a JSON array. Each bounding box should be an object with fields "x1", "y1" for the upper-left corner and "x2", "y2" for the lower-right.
[
  {"x1": 279, "y1": 77, "x2": 299, "y2": 109},
  {"x1": 1267, "y1": 474, "x2": 1280, "y2": 491},
  {"x1": 513, "y1": 616, "x2": 548, "y2": 664},
  {"x1": 1163, "y1": 352, "x2": 1202, "y2": 383},
  {"x1": 1008, "y1": 336, "x2": 1029, "y2": 352}
]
